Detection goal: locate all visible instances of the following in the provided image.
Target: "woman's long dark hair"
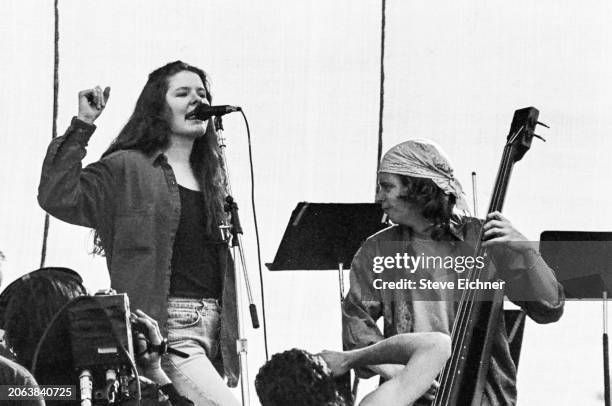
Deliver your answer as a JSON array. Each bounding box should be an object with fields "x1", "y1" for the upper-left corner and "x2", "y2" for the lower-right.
[
  {"x1": 95, "y1": 61, "x2": 227, "y2": 254},
  {"x1": 398, "y1": 175, "x2": 457, "y2": 240}
]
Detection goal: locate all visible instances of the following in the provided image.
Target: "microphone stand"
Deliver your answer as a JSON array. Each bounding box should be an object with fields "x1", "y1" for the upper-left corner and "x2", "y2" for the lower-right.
[{"x1": 215, "y1": 117, "x2": 260, "y2": 406}]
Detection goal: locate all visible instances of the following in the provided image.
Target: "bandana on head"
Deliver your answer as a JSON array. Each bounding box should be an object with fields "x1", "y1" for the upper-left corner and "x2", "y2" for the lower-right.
[{"x1": 379, "y1": 139, "x2": 470, "y2": 213}]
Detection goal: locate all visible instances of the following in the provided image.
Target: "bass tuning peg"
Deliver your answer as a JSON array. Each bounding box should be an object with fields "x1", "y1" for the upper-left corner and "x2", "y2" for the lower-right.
[{"x1": 533, "y1": 133, "x2": 546, "y2": 142}]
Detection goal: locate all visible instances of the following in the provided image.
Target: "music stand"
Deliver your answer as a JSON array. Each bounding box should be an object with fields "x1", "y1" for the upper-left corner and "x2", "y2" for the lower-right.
[
  {"x1": 267, "y1": 202, "x2": 387, "y2": 404},
  {"x1": 267, "y1": 202, "x2": 387, "y2": 299},
  {"x1": 540, "y1": 231, "x2": 612, "y2": 406}
]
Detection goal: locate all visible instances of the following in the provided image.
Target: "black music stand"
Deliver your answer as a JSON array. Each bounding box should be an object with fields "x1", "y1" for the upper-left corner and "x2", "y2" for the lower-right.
[
  {"x1": 540, "y1": 231, "x2": 612, "y2": 406},
  {"x1": 267, "y1": 202, "x2": 387, "y2": 404},
  {"x1": 267, "y1": 202, "x2": 387, "y2": 299}
]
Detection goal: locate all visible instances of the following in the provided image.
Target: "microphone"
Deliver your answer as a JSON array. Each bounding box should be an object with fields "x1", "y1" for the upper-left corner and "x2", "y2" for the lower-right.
[{"x1": 186, "y1": 103, "x2": 241, "y2": 121}]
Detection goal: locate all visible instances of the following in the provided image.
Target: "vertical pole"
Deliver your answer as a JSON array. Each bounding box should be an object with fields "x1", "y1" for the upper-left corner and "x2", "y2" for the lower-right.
[
  {"x1": 471, "y1": 171, "x2": 479, "y2": 218},
  {"x1": 40, "y1": 0, "x2": 61, "y2": 267},
  {"x1": 234, "y1": 245, "x2": 250, "y2": 406},
  {"x1": 375, "y1": 0, "x2": 386, "y2": 187}
]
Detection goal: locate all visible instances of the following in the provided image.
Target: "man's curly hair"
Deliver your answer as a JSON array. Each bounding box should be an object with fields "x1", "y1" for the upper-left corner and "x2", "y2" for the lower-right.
[
  {"x1": 255, "y1": 348, "x2": 347, "y2": 406},
  {"x1": 397, "y1": 174, "x2": 459, "y2": 241}
]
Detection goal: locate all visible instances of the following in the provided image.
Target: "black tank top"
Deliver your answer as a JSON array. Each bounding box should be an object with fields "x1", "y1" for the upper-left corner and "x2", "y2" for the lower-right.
[{"x1": 169, "y1": 185, "x2": 222, "y2": 299}]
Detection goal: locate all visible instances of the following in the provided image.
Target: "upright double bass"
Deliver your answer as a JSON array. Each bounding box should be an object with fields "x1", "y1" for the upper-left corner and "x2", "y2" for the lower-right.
[{"x1": 433, "y1": 107, "x2": 546, "y2": 406}]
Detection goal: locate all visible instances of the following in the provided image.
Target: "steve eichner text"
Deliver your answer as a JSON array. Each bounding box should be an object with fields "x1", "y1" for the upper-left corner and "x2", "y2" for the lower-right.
[
  {"x1": 372, "y1": 253, "x2": 486, "y2": 274},
  {"x1": 372, "y1": 278, "x2": 505, "y2": 290}
]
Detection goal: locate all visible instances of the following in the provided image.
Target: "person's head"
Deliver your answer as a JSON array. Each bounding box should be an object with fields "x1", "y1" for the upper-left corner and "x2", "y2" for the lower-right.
[
  {"x1": 255, "y1": 349, "x2": 347, "y2": 406},
  {"x1": 95, "y1": 61, "x2": 227, "y2": 249},
  {"x1": 1, "y1": 268, "x2": 86, "y2": 370},
  {"x1": 377, "y1": 139, "x2": 468, "y2": 239},
  {"x1": 164, "y1": 69, "x2": 210, "y2": 138},
  {"x1": 104, "y1": 61, "x2": 213, "y2": 156}
]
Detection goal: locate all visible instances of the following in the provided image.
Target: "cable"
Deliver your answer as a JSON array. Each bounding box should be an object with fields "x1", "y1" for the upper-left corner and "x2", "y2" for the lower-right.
[
  {"x1": 240, "y1": 109, "x2": 269, "y2": 361},
  {"x1": 31, "y1": 295, "x2": 74, "y2": 375},
  {"x1": 116, "y1": 334, "x2": 141, "y2": 406}
]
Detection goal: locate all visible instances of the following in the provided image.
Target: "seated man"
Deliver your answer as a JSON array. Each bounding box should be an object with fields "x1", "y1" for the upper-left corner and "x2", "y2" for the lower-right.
[
  {"x1": 255, "y1": 332, "x2": 451, "y2": 406},
  {"x1": 343, "y1": 139, "x2": 564, "y2": 405}
]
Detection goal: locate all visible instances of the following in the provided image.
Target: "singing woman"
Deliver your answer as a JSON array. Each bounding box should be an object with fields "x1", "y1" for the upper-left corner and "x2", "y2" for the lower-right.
[{"x1": 38, "y1": 61, "x2": 240, "y2": 406}]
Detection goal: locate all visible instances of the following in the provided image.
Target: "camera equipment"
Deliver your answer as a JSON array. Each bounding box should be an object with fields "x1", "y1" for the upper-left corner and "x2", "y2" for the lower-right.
[
  {"x1": 32, "y1": 291, "x2": 190, "y2": 405},
  {"x1": 67, "y1": 293, "x2": 137, "y2": 405}
]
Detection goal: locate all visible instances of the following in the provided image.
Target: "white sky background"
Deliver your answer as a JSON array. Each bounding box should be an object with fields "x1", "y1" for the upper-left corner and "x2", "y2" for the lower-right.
[{"x1": 0, "y1": 1, "x2": 610, "y2": 404}]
